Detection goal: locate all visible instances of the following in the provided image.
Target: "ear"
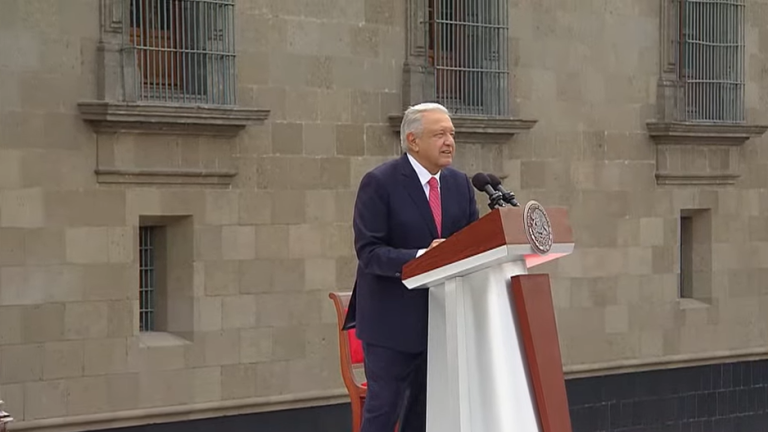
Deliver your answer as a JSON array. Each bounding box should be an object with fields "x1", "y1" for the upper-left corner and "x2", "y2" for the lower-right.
[{"x1": 406, "y1": 132, "x2": 419, "y2": 152}]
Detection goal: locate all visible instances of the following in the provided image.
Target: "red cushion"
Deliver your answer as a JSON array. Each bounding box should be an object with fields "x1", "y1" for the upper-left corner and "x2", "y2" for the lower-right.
[
  {"x1": 344, "y1": 308, "x2": 365, "y2": 364},
  {"x1": 347, "y1": 328, "x2": 365, "y2": 364}
]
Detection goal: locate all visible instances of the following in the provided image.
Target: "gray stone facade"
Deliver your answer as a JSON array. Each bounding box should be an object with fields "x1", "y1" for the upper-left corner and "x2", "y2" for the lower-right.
[{"x1": 1, "y1": 0, "x2": 768, "y2": 430}]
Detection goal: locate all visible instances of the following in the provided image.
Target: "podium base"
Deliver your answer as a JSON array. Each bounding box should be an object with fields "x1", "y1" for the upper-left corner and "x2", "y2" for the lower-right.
[{"x1": 426, "y1": 261, "x2": 541, "y2": 432}]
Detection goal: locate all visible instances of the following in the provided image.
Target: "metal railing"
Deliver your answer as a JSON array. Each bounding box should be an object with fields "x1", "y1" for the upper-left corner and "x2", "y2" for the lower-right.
[
  {"x1": 139, "y1": 226, "x2": 156, "y2": 332},
  {"x1": 427, "y1": 0, "x2": 510, "y2": 117},
  {"x1": 677, "y1": 0, "x2": 745, "y2": 123},
  {"x1": 126, "y1": 0, "x2": 236, "y2": 105}
]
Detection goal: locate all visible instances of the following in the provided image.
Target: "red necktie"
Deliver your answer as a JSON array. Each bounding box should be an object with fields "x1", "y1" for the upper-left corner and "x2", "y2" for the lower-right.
[{"x1": 428, "y1": 177, "x2": 442, "y2": 237}]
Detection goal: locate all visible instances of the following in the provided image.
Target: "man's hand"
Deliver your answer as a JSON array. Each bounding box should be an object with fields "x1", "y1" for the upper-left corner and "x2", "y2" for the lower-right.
[
  {"x1": 427, "y1": 239, "x2": 445, "y2": 250},
  {"x1": 415, "y1": 239, "x2": 446, "y2": 258}
]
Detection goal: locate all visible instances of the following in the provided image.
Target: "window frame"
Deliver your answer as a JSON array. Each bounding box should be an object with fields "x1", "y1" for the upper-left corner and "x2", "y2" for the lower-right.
[
  {"x1": 139, "y1": 225, "x2": 158, "y2": 332},
  {"x1": 423, "y1": 0, "x2": 511, "y2": 117},
  {"x1": 122, "y1": 0, "x2": 238, "y2": 106},
  {"x1": 674, "y1": 0, "x2": 745, "y2": 123}
]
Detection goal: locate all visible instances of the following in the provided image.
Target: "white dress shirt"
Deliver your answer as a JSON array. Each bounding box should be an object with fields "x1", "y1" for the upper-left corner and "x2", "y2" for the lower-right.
[
  {"x1": 406, "y1": 153, "x2": 441, "y2": 257},
  {"x1": 407, "y1": 153, "x2": 440, "y2": 198}
]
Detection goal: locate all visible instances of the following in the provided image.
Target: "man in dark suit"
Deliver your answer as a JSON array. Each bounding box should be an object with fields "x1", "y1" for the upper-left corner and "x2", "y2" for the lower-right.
[{"x1": 344, "y1": 103, "x2": 479, "y2": 432}]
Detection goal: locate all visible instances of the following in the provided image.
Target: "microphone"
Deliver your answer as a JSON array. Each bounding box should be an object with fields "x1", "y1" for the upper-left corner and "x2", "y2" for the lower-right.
[
  {"x1": 487, "y1": 174, "x2": 519, "y2": 207},
  {"x1": 471, "y1": 173, "x2": 507, "y2": 210}
]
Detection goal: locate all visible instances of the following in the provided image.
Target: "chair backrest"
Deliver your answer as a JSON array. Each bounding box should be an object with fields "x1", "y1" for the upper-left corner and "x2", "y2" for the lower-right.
[{"x1": 328, "y1": 292, "x2": 366, "y2": 389}]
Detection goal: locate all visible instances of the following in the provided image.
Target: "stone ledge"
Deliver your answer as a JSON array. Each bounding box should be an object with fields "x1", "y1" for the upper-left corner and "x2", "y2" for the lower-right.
[
  {"x1": 95, "y1": 167, "x2": 237, "y2": 186},
  {"x1": 8, "y1": 389, "x2": 348, "y2": 432},
  {"x1": 388, "y1": 114, "x2": 537, "y2": 144},
  {"x1": 78, "y1": 101, "x2": 270, "y2": 137},
  {"x1": 678, "y1": 298, "x2": 711, "y2": 309},
  {"x1": 646, "y1": 121, "x2": 768, "y2": 186},
  {"x1": 655, "y1": 172, "x2": 741, "y2": 186},
  {"x1": 646, "y1": 121, "x2": 768, "y2": 146},
  {"x1": 137, "y1": 331, "x2": 192, "y2": 348},
  {"x1": 564, "y1": 346, "x2": 768, "y2": 379}
]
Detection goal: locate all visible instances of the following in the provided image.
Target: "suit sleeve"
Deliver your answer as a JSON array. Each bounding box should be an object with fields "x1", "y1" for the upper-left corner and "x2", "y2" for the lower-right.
[
  {"x1": 467, "y1": 175, "x2": 480, "y2": 223},
  {"x1": 353, "y1": 171, "x2": 420, "y2": 278}
]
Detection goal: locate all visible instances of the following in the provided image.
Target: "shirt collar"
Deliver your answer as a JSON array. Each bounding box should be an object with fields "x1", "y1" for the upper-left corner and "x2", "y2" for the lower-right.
[{"x1": 406, "y1": 153, "x2": 440, "y2": 186}]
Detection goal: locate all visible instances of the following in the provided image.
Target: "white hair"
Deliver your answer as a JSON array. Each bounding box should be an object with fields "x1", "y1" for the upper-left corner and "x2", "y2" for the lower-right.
[{"x1": 399, "y1": 102, "x2": 451, "y2": 152}]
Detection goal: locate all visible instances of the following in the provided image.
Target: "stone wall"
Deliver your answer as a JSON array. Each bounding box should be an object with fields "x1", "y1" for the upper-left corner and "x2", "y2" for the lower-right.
[
  {"x1": 1, "y1": 0, "x2": 768, "y2": 430},
  {"x1": 506, "y1": 0, "x2": 768, "y2": 369}
]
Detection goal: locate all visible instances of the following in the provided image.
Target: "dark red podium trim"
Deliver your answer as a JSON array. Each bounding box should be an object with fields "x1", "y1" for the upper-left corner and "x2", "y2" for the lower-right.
[
  {"x1": 511, "y1": 274, "x2": 573, "y2": 432},
  {"x1": 403, "y1": 207, "x2": 573, "y2": 280}
]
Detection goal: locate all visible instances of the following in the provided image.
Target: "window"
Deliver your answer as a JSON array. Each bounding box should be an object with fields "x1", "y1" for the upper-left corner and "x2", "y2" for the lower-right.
[
  {"x1": 678, "y1": 209, "x2": 712, "y2": 300},
  {"x1": 427, "y1": 0, "x2": 509, "y2": 117},
  {"x1": 678, "y1": 214, "x2": 694, "y2": 298},
  {"x1": 676, "y1": 0, "x2": 744, "y2": 122},
  {"x1": 127, "y1": 0, "x2": 236, "y2": 105},
  {"x1": 137, "y1": 216, "x2": 194, "y2": 337},
  {"x1": 139, "y1": 226, "x2": 157, "y2": 331}
]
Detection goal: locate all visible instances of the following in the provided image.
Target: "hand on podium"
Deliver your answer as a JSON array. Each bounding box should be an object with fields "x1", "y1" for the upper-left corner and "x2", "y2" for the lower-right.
[
  {"x1": 427, "y1": 239, "x2": 445, "y2": 250},
  {"x1": 416, "y1": 239, "x2": 445, "y2": 258}
]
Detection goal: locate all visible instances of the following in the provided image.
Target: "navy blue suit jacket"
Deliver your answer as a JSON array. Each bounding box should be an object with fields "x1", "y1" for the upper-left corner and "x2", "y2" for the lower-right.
[{"x1": 345, "y1": 153, "x2": 479, "y2": 353}]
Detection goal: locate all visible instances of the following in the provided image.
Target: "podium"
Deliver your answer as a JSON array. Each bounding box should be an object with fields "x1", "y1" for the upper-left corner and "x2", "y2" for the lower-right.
[
  {"x1": 402, "y1": 202, "x2": 575, "y2": 432},
  {"x1": 0, "y1": 400, "x2": 12, "y2": 432}
]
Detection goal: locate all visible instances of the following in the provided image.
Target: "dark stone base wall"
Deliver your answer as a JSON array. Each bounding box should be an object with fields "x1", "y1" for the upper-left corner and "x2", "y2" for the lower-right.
[
  {"x1": 93, "y1": 359, "x2": 768, "y2": 432},
  {"x1": 567, "y1": 359, "x2": 768, "y2": 432}
]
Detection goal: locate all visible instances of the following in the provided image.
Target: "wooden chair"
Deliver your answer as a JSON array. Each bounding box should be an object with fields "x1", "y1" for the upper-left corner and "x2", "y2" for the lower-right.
[{"x1": 329, "y1": 292, "x2": 367, "y2": 432}]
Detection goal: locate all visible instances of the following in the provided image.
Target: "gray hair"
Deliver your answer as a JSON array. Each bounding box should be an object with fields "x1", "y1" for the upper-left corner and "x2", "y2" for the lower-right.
[{"x1": 399, "y1": 102, "x2": 451, "y2": 151}]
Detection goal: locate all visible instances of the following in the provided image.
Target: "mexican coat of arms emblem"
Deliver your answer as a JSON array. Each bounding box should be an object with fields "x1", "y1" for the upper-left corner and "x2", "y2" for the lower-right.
[{"x1": 523, "y1": 200, "x2": 553, "y2": 255}]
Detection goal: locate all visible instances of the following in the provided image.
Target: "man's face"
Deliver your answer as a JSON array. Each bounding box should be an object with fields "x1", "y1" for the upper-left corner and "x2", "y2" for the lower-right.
[{"x1": 407, "y1": 111, "x2": 455, "y2": 174}]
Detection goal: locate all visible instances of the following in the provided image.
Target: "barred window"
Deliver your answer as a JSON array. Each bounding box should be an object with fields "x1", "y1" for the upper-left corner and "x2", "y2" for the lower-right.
[
  {"x1": 427, "y1": 0, "x2": 509, "y2": 117},
  {"x1": 678, "y1": 214, "x2": 693, "y2": 298},
  {"x1": 676, "y1": 0, "x2": 744, "y2": 122},
  {"x1": 139, "y1": 226, "x2": 156, "y2": 332},
  {"x1": 127, "y1": 0, "x2": 236, "y2": 106},
  {"x1": 677, "y1": 209, "x2": 712, "y2": 300}
]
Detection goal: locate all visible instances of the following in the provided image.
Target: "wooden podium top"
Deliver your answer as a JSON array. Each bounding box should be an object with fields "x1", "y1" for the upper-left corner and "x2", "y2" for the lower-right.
[{"x1": 402, "y1": 203, "x2": 573, "y2": 282}]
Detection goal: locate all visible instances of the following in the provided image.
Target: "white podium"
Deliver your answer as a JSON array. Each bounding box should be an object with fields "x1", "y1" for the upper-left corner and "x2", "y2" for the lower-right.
[
  {"x1": 402, "y1": 202, "x2": 575, "y2": 432},
  {"x1": 0, "y1": 400, "x2": 12, "y2": 432}
]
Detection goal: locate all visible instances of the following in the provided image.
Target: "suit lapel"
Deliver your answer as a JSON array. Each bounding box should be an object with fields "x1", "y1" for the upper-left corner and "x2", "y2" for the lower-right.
[
  {"x1": 399, "y1": 155, "x2": 439, "y2": 239},
  {"x1": 439, "y1": 171, "x2": 452, "y2": 236}
]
